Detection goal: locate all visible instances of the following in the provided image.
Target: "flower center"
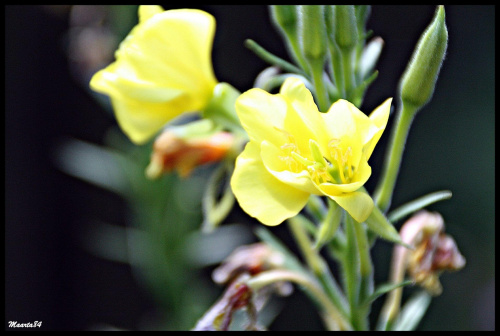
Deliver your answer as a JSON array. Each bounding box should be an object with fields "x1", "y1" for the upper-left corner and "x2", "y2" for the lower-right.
[
  {"x1": 275, "y1": 127, "x2": 355, "y2": 185},
  {"x1": 328, "y1": 138, "x2": 355, "y2": 184}
]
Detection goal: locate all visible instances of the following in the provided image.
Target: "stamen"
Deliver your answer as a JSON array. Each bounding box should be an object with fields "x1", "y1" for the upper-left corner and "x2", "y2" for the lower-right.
[
  {"x1": 344, "y1": 147, "x2": 353, "y2": 179},
  {"x1": 327, "y1": 138, "x2": 355, "y2": 184}
]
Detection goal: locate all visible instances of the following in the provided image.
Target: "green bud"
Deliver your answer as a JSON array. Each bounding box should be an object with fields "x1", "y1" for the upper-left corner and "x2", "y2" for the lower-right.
[
  {"x1": 324, "y1": 5, "x2": 336, "y2": 44},
  {"x1": 270, "y1": 5, "x2": 298, "y2": 36},
  {"x1": 297, "y1": 5, "x2": 328, "y2": 60},
  {"x1": 334, "y1": 5, "x2": 359, "y2": 51},
  {"x1": 399, "y1": 5, "x2": 448, "y2": 110},
  {"x1": 269, "y1": 6, "x2": 310, "y2": 75},
  {"x1": 355, "y1": 5, "x2": 371, "y2": 35}
]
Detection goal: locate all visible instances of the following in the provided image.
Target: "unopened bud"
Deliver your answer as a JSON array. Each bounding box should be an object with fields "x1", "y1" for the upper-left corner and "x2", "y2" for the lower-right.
[
  {"x1": 270, "y1": 5, "x2": 298, "y2": 37},
  {"x1": 399, "y1": 5, "x2": 448, "y2": 111},
  {"x1": 359, "y1": 37, "x2": 384, "y2": 80},
  {"x1": 297, "y1": 5, "x2": 328, "y2": 60},
  {"x1": 334, "y1": 5, "x2": 358, "y2": 51}
]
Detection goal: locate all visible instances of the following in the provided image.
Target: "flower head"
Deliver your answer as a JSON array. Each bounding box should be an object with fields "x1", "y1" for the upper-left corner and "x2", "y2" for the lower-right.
[
  {"x1": 231, "y1": 77, "x2": 391, "y2": 225},
  {"x1": 90, "y1": 5, "x2": 217, "y2": 144}
]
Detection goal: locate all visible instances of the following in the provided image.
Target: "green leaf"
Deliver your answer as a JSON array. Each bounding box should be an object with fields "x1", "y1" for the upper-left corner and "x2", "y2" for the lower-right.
[
  {"x1": 391, "y1": 290, "x2": 432, "y2": 331},
  {"x1": 244, "y1": 39, "x2": 306, "y2": 76},
  {"x1": 364, "y1": 204, "x2": 411, "y2": 248},
  {"x1": 388, "y1": 190, "x2": 452, "y2": 223},
  {"x1": 361, "y1": 280, "x2": 414, "y2": 307}
]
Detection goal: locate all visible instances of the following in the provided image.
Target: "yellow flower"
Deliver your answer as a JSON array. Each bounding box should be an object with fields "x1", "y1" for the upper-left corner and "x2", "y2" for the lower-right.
[
  {"x1": 90, "y1": 5, "x2": 217, "y2": 144},
  {"x1": 231, "y1": 77, "x2": 391, "y2": 225}
]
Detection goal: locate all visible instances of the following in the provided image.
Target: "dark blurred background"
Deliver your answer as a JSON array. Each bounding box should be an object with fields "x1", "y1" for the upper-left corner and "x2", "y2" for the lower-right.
[{"x1": 5, "y1": 5, "x2": 494, "y2": 331}]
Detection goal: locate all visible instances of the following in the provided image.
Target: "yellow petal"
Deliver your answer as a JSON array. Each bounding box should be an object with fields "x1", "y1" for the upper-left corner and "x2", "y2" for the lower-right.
[
  {"x1": 280, "y1": 78, "x2": 329, "y2": 154},
  {"x1": 90, "y1": 8, "x2": 217, "y2": 144},
  {"x1": 109, "y1": 94, "x2": 191, "y2": 144},
  {"x1": 260, "y1": 140, "x2": 320, "y2": 195},
  {"x1": 90, "y1": 62, "x2": 186, "y2": 103},
  {"x1": 331, "y1": 191, "x2": 374, "y2": 223},
  {"x1": 235, "y1": 88, "x2": 287, "y2": 146},
  {"x1": 138, "y1": 5, "x2": 164, "y2": 22},
  {"x1": 322, "y1": 99, "x2": 369, "y2": 140},
  {"x1": 363, "y1": 98, "x2": 392, "y2": 160},
  {"x1": 231, "y1": 141, "x2": 310, "y2": 226}
]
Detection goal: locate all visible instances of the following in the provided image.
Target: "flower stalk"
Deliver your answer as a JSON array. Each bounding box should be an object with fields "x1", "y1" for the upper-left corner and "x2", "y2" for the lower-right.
[
  {"x1": 374, "y1": 6, "x2": 448, "y2": 212},
  {"x1": 247, "y1": 269, "x2": 352, "y2": 331}
]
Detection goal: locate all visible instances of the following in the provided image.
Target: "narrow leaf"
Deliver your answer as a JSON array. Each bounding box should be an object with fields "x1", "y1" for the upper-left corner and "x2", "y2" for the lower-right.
[
  {"x1": 391, "y1": 290, "x2": 432, "y2": 331},
  {"x1": 388, "y1": 190, "x2": 452, "y2": 223},
  {"x1": 362, "y1": 280, "x2": 414, "y2": 307}
]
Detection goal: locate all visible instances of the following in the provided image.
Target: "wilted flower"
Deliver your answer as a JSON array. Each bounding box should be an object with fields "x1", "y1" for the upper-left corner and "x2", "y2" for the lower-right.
[
  {"x1": 231, "y1": 77, "x2": 391, "y2": 225},
  {"x1": 212, "y1": 243, "x2": 292, "y2": 296},
  {"x1": 192, "y1": 274, "x2": 257, "y2": 331},
  {"x1": 146, "y1": 128, "x2": 235, "y2": 179},
  {"x1": 90, "y1": 5, "x2": 217, "y2": 144},
  {"x1": 193, "y1": 243, "x2": 292, "y2": 331},
  {"x1": 400, "y1": 211, "x2": 466, "y2": 295}
]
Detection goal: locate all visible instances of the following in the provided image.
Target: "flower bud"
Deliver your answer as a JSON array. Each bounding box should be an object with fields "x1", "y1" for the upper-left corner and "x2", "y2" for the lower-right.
[
  {"x1": 146, "y1": 125, "x2": 235, "y2": 179},
  {"x1": 399, "y1": 5, "x2": 448, "y2": 110},
  {"x1": 359, "y1": 37, "x2": 384, "y2": 80},
  {"x1": 270, "y1": 5, "x2": 298, "y2": 38},
  {"x1": 297, "y1": 5, "x2": 328, "y2": 60},
  {"x1": 334, "y1": 5, "x2": 358, "y2": 52}
]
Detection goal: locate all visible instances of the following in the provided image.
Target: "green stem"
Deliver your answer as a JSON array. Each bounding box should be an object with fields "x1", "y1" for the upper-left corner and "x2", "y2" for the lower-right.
[
  {"x1": 341, "y1": 49, "x2": 355, "y2": 101},
  {"x1": 245, "y1": 39, "x2": 306, "y2": 76},
  {"x1": 286, "y1": 38, "x2": 311, "y2": 76},
  {"x1": 287, "y1": 216, "x2": 349, "y2": 321},
  {"x1": 288, "y1": 216, "x2": 324, "y2": 275},
  {"x1": 351, "y1": 216, "x2": 374, "y2": 331},
  {"x1": 373, "y1": 102, "x2": 418, "y2": 212},
  {"x1": 247, "y1": 269, "x2": 352, "y2": 331},
  {"x1": 328, "y1": 44, "x2": 346, "y2": 98},
  {"x1": 309, "y1": 58, "x2": 330, "y2": 111},
  {"x1": 343, "y1": 213, "x2": 362, "y2": 330}
]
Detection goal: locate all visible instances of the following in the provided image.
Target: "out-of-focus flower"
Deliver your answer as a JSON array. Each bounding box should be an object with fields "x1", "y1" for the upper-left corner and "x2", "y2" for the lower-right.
[
  {"x1": 193, "y1": 243, "x2": 293, "y2": 331},
  {"x1": 146, "y1": 128, "x2": 235, "y2": 179},
  {"x1": 231, "y1": 77, "x2": 391, "y2": 225},
  {"x1": 193, "y1": 274, "x2": 257, "y2": 331},
  {"x1": 379, "y1": 210, "x2": 465, "y2": 327},
  {"x1": 400, "y1": 211, "x2": 466, "y2": 295},
  {"x1": 212, "y1": 243, "x2": 288, "y2": 288},
  {"x1": 90, "y1": 5, "x2": 217, "y2": 144}
]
